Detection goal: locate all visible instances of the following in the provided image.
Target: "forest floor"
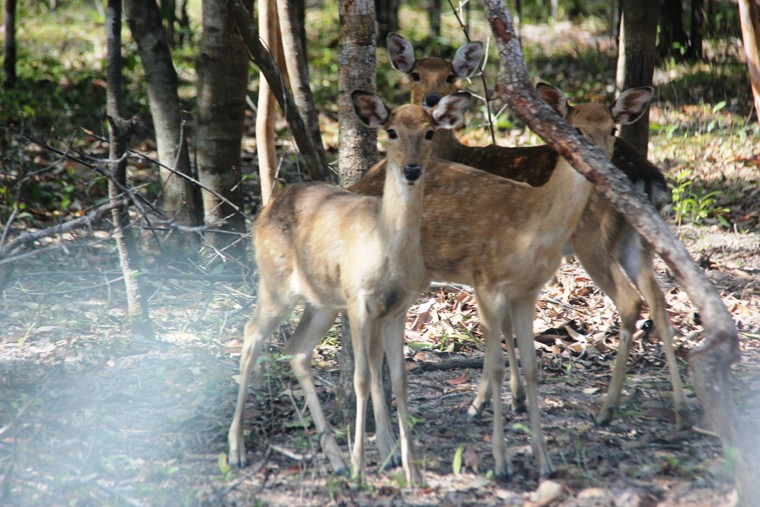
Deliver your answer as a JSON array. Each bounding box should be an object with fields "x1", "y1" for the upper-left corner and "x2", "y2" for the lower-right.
[{"x1": 2, "y1": 13, "x2": 760, "y2": 507}]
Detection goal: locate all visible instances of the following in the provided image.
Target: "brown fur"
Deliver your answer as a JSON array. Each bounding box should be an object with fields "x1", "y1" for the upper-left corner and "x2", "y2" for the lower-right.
[{"x1": 385, "y1": 34, "x2": 688, "y2": 440}]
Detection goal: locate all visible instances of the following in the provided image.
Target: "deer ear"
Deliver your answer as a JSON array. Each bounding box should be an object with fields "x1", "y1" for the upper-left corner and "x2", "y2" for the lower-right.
[
  {"x1": 351, "y1": 91, "x2": 391, "y2": 128},
  {"x1": 387, "y1": 33, "x2": 416, "y2": 74},
  {"x1": 612, "y1": 86, "x2": 654, "y2": 125},
  {"x1": 452, "y1": 41, "x2": 483, "y2": 78},
  {"x1": 432, "y1": 92, "x2": 472, "y2": 129},
  {"x1": 536, "y1": 82, "x2": 568, "y2": 118}
]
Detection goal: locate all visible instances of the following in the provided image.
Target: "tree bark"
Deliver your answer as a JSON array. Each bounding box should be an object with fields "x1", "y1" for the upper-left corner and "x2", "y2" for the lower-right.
[
  {"x1": 276, "y1": 0, "x2": 329, "y2": 180},
  {"x1": 739, "y1": 0, "x2": 760, "y2": 121},
  {"x1": 125, "y1": 0, "x2": 201, "y2": 255},
  {"x1": 4, "y1": 0, "x2": 17, "y2": 89},
  {"x1": 482, "y1": 1, "x2": 759, "y2": 502},
  {"x1": 429, "y1": 0, "x2": 443, "y2": 38},
  {"x1": 337, "y1": 0, "x2": 378, "y2": 427},
  {"x1": 658, "y1": 0, "x2": 687, "y2": 59},
  {"x1": 196, "y1": 0, "x2": 251, "y2": 263},
  {"x1": 375, "y1": 0, "x2": 400, "y2": 47},
  {"x1": 689, "y1": 0, "x2": 704, "y2": 60},
  {"x1": 615, "y1": 0, "x2": 658, "y2": 156},
  {"x1": 256, "y1": 0, "x2": 280, "y2": 207},
  {"x1": 229, "y1": 0, "x2": 329, "y2": 182},
  {"x1": 105, "y1": 0, "x2": 154, "y2": 339}
]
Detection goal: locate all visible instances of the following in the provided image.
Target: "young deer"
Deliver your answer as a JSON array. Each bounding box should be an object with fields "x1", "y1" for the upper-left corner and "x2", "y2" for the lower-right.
[
  {"x1": 386, "y1": 33, "x2": 688, "y2": 430},
  {"x1": 227, "y1": 91, "x2": 473, "y2": 485},
  {"x1": 351, "y1": 83, "x2": 653, "y2": 478}
]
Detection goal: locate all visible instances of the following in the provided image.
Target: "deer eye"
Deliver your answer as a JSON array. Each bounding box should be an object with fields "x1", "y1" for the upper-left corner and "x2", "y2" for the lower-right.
[
  {"x1": 387, "y1": 129, "x2": 398, "y2": 139},
  {"x1": 411, "y1": 72, "x2": 421, "y2": 82},
  {"x1": 575, "y1": 127, "x2": 583, "y2": 135},
  {"x1": 610, "y1": 127, "x2": 618, "y2": 136},
  {"x1": 424, "y1": 130, "x2": 434, "y2": 140},
  {"x1": 446, "y1": 75, "x2": 456, "y2": 84}
]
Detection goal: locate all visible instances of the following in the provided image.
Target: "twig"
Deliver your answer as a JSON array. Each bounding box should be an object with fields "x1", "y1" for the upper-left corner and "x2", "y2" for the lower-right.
[
  {"x1": 447, "y1": 0, "x2": 497, "y2": 144},
  {"x1": 0, "y1": 199, "x2": 129, "y2": 259}
]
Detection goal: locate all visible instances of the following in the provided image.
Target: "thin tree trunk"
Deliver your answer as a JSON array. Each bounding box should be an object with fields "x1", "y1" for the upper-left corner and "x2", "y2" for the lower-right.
[
  {"x1": 276, "y1": 0, "x2": 329, "y2": 176},
  {"x1": 482, "y1": 1, "x2": 759, "y2": 502},
  {"x1": 256, "y1": 0, "x2": 280, "y2": 207},
  {"x1": 196, "y1": 0, "x2": 251, "y2": 263},
  {"x1": 429, "y1": 0, "x2": 443, "y2": 38},
  {"x1": 375, "y1": 0, "x2": 400, "y2": 47},
  {"x1": 125, "y1": 0, "x2": 201, "y2": 255},
  {"x1": 4, "y1": 0, "x2": 17, "y2": 89},
  {"x1": 229, "y1": 0, "x2": 329, "y2": 181},
  {"x1": 689, "y1": 0, "x2": 704, "y2": 60},
  {"x1": 615, "y1": 0, "x2": 657, "y2": 156},
  {"x1": 338, "y1": 0, "x2": 378, "y2": 427},
  {"x1": 105, "y1": 0, "x2": 154, "y2": 339},
  {"x1": 739, "y1": 0, "x2": 760, "y2": 120}
]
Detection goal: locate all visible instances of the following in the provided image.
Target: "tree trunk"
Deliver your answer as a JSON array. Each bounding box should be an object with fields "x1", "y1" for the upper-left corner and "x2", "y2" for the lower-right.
[
  {"x1": 4, "y1": 0, "x2": 17, "y2": 89},
  {"x1": 196, "y1": 0, "x2": 251, "y2": 263},
  {"x1": 125, "y1": 0, "x2": 201, "y2": 256},
  {"x1": 615, "y1": 0, "x2": 658, "y2": 156},
  {"x1": 337, "y1": 0, "x2": 378, "y2": 427},
  {"x1": 276, "y1": 0, "x2": 329, "y2": 178},
  {"x1": 256, "y1": 0, "x2": 280, "y2": 207},
  {"x1": 429, "y1": 0, "x2": 443, "y2": 38},
  {"x1": 229, "y1": 0, "x2": 329, "y2": 181},
  {"x1": 689, "y1": 0, "x2": 704, "y2": 60},
  {"x1": 375, "y1": 0, "x2": 400, "y2": 47},
  {"x1": 739, "y1": 0, "x2": 760, "y2": 121},
  {"x1": 658, "y1": 0, "x2": 687, "y2": 59},
  {"x1": 482, "y1": 1, "x2": 760, "y2": 502},
  {"x1": 105, "y1": 0, "x2": 154, "y2": 339}
]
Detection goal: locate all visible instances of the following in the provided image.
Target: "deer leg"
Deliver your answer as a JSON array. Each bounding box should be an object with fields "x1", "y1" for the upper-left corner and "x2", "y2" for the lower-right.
[
  {"x1": 228, "y1": 288, "x2": 293, "y2": 469},
  {"x1": 511, "y1": 295, "x2": 554, "y2": 478},
  {"x1": 473, "y1": 287, "x2": 512, "y2": 479},
  {"x1": 575, "y1": 235, "x2": 642, "y2": 426},
  {"x1": 627, "y1": 246, "x2": 689, "y2": 429},
  {"x1": 347, "y1": 308, "x2": 373, "y2": 483},
  {"x1": 382, "y1": 313, "x2": 423, "y2": 485},
  {"x1": 367, "y1": 320, "x2": 398, "y2": 471},
  {"x1": 283, "y1": 306, "x2": 347, "y2": 475},
  {"x1": 502, "y1": 313, "x2": 526, "y2": 413}
]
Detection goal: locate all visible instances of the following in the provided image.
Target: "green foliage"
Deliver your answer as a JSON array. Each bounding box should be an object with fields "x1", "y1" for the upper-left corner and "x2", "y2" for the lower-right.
[{"x1": 669, "y1": 169, "x2": 730, "y2": 227}]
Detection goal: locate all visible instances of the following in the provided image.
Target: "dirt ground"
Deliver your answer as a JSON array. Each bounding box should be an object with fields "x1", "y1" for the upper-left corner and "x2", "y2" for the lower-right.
[{"x1": 1, "y1": 215, "x2": 758, "y2": 506}]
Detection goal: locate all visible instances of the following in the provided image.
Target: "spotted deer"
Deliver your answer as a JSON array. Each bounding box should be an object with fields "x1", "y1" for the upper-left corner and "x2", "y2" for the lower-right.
[
  {"x1": 351, "y1": 83, "x2": 653, "y2": 478},
  {"x1": 228, "y1": 91, "x2": 473, "y2": 485},
  {"x1": 386, "y1": 33, "x2": 687, "y2": 430}
]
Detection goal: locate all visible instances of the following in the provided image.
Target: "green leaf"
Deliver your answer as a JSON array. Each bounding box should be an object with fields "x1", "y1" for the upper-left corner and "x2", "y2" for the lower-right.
[{"x1": 453, "y1": 445, "x2": 464, "y2": 475}]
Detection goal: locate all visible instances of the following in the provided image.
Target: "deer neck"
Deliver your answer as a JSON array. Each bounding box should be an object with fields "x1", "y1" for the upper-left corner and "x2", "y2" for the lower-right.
[
  {"x1": 432, "y1": 129, "x2": 464, "y2": 160},
  {"x1": 380, "y1": 162, "x2": 425, "y2": 252}
]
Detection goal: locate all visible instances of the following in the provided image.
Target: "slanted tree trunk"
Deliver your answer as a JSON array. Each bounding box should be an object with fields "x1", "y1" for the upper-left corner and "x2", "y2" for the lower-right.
[
  {"x1": 482, "y1": 1, "x2": 759, "y2": 502},
  {"x1": 338, "y1": 0, "x2": 378, "y2": 426},
  {"x1": 739, "y1": 0, "x2": 760, "y2": 121},
  {"x1": 4, "y1": 0, "x2": 17, "y2": 89},
  {"x1": 276, "y1": 0, "x2": 329, "y2": 176},
  {"x1": 125, "y1": 0, "x2": 201, "y2": 256},
  {"x1": 196, "y1": 0, "x2": 251, "y2": 263},
  {"x1": 105, "y1": 0, "x2": 154, "y2": 339},
  {"x1": 615, "y1": 0, "x2": 658, "y2": 156},
  {"x1": 256, "y1": 0, "x2": 281, "y2": 207},
  {"x1": 229, "y1": 0, "x2": 329, "y2": 181}
]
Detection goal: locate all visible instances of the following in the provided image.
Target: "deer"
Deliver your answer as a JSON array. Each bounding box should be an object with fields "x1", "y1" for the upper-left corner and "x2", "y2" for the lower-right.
[
  {"x1": 227, "y1": 90, "x2": 473, "y2": 486},
  {"x1": 350, "y1": 82, "x2": 654, "y2": 478},
  {"x1": 385, "y1": 33, "x2": 688, "y2": 431}
]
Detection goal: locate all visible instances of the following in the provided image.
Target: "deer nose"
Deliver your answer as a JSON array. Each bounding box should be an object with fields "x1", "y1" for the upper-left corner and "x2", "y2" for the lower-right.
[
  {"x1": 423, "y1": 93, "x2": 441, "y2": 108},
  {"x1": 403, "y1": 164, "x2": 422, "y2": 182}
]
